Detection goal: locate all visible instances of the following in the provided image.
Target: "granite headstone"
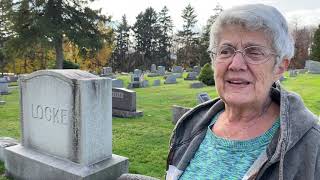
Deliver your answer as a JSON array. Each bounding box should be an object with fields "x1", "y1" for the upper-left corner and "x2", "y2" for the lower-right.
[
  {"x1": 0, "y1": 78, "x2": 9, "y2": 95},
  {"x1": 197, "y1": 92, "x2": 211, "y2": 104},
  {"x1": 164, "y1": 74, "x2": 177, "y2": 84},
  {"x1": 184, "y1": 72, "x2": 197, "y2": 80},
  {"x1": 112, "y1": 88, "x2": 143, "y2": 118},
  {"x1": 5, "y1": 70, "x2": 128, "y2": 180}
]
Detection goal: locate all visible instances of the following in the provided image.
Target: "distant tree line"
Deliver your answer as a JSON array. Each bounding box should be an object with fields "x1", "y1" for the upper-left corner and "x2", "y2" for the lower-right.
[
  {"x1": 110, "y1": 4, "x2": 223, "y2": 72},
  {"x1": 1, "y1": 1, "x2": 320, "y2": 75}
]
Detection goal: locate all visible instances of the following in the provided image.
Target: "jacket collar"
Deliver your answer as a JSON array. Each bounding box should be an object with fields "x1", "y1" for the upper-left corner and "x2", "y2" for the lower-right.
[{"x1": 267, "y1": 84, "x2": 318, "y2": 162}]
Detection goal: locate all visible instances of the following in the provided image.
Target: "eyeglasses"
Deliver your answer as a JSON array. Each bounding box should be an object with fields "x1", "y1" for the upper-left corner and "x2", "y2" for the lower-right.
[{"x1": 208, "y1": 45, "x2": 278, "y2": 65}]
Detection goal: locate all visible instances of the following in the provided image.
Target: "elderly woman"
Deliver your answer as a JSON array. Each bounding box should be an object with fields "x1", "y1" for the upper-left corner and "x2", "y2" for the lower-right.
[{"x1": 166, "y1": 4, "x2": 320, "y2": 180}]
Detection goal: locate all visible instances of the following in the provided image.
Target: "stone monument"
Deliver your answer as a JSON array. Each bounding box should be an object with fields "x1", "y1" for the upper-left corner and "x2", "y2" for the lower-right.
[
  {"x1": 152, "y1": 79, "x2": 160, "y2": 86},
  {"x1": 197, "y1": 92, "x2": 211, "y2": 104},
  {"x1": 112, "y1": 79, "x2": 124, "y2": 88},
  {"x1": 190, "y1": 82, "x2": 205, "y2": 88},
  {"x1": 184, "y1": 72, "x2": 197, "y2": 80},
  {"x1": 289, "y1": 70, "x2": 298, "y2": 77},
  {"x1": 172, "y1": 66, "x2": 183, "y2": 73},
  {"x1": 128, "y1": 70, "x2": 148, "y2": 88},
  {"x1": 193, "y1": 66, "x2": 201, "y2": 75},
  {"x1": 164, "y1": 74, "x2": 177, "y2": 84},
  {"x1": 112, "y1": 88, "x2": 143, "y2": 118},
  {"x1": 157, "y1": 66, "x2": 165, "y2": 76},
  {"x1": 151, "y1": 64, "x2": 157, "y2": 73},
  {"x1": 101, "y1": 67, "x2": 115, "y2": 78},
  {"x1": 0, "y1": 78, "x2": 9, "y2": 95},
  {"x1": 4, "y1": 70, "x2": 128, "y2": 180},
  {"x1": 305, "y1": 60, "x2": 320, "y2": 74}
]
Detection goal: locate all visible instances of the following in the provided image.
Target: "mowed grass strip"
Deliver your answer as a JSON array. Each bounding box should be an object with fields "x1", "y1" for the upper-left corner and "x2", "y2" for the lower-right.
[{"x1": 0, "y1": 74, "x2": 319, "y2": 179}]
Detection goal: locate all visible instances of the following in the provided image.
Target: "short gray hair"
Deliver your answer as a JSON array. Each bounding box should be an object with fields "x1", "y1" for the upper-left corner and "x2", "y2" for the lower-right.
[{"x1": 209, "y1": 4, "x2": 294, "y2": 64}]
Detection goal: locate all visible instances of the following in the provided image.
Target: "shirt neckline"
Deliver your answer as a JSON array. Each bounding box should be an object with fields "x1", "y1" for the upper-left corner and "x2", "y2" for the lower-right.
[{"x1": 208, "y1": 110, "x2": 280, "y2": 151}]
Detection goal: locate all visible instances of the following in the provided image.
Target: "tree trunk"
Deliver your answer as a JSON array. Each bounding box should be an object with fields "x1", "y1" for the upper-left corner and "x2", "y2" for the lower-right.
[
  {"x1": 24, "y1": 58, "x2": 27, "y2": 73},
  {"x1": 54, "y1": 34, "x2": 64, "y2": 69}
]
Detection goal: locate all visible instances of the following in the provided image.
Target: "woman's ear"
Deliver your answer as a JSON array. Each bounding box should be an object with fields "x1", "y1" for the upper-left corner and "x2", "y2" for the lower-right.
[{"x1": 274, "y1": 59, "x2": 290, "y2": 81}]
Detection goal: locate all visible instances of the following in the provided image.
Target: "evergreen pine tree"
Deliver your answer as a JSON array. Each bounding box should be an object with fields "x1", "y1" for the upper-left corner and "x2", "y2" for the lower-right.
[
  {"x1": 177, "y1": 4, "x2": 199, "y2": 67},
  {"x1": 112, "y1": 15, "x2": 131, "y2": 72},
  {"x1": 6, "y1": 0, "x2": 110, "y2": 69},
  {"x1": 199, "y1": 4, "x2": 223, "y2": 66},
  {"x1": 133, "y1": 7, "x2": 158, "y2": 69},
  {"x1": 310, "y1": 25, "x2": 320, "y2": 61},
  {"x1": 157, "y1": 6, "x2": 173, "y2": 67}
]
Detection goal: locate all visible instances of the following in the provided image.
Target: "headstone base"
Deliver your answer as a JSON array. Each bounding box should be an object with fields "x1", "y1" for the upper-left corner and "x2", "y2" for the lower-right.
[
  {"x1": 0, "y1": 137, "x2": 18, "y2": 161},
  {"x1": 190, "y1": 82, "x2": 205, "y2": 88},
  {"x1": 184, "y1": 77, "x2": 197, "y2": 81},
  {"x1": 309, "y1": 71, "x2": 320, "y2": 74},
  {"x1": 172, "y1": 73, "x2": 183, "y2": 78},
  {"x1": 147, "y1": 73, "x2": 159, "y2": 77},
  {"x1": 112, "y1": 109, "x2": 143, "y2": 118},
  {"x1": 5, "y1": 144, "x2": 129, "y2": 180}
]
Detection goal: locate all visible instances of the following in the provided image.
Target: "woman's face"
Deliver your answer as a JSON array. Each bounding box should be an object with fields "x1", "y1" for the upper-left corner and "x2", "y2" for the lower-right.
[{"x1": 213, "y1": 25, "x2": 286, "y2": 107}]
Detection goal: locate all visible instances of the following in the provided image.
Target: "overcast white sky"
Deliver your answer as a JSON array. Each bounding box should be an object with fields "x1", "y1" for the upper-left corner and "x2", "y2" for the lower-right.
[{"x1": 90, "y1": 0, "x2": 320, "y2": 32}]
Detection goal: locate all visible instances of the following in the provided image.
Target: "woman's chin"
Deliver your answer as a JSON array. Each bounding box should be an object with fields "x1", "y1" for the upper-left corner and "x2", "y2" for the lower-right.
[{"x1": 223, "y1": 94, "x2": 254, "y2": 107}]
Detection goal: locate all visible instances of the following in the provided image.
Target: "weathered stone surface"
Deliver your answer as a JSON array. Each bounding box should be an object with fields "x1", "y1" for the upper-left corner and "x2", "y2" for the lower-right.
[
  {"x1": 112, "y1": 88, "x2": 136, "y2": 112},
  {"x1": 305, "y1": 60, "x2": 320, "y2": 74},
  {"x1": 5, "y1": 144, "x2": 128, "y2": 180},
  {"x1": 172, "y1": 105, "x2": 191, "y2": 125},
  {"x1": 172, "y1": 73, "x2": 183, "y2": 78},
  {"x1": 112, "y1": 79, "x2": 124, "y2": 88},
  {"x1": 3, "y1": 75, "x2": 18, "y2": 82},
  {"x1": 151, "y1": 64, "x2": 157, "y2": 73},
  {"x1": 0, "y1": 78, "x2": 9, "y2": 95},
  {"x1": 296, "y1": 69, "x2": 307, "y2": 74},
  {"x1": 193, "y1": 66, "x2": 201, "y2": 75},
  {"x1": 0, "y1": 137, "x2": 18, "y2": 162},
  {"x1": 102, "y1": 67, "x2": 112, "y2": 75},
  {"x1": 289, "y1": 70, "x2": 298, "y2": 77},
  {"x1": 133, "y1": 69, "x2": 142, "y2": 77},
  {"x1": 152, "y1": 79, "x2": 160, "y2": 86},
  {"x1": 164, "y1": 74, "x2": 177, "y2": 84},
  {"x1": 129, "y1": 71, "x2": 145, "y2": 88},
  {"x1": 141, "y1": 80, "x2": 149, "y2": 87},
  {"x1": 5, "y1": 69, "x2": 128, "y2": 179},
  {"x1": 172, "y1": 66, "x2": 183, "y2": 73},
  {"x1": 197, "y1": 92, "x2": 211, "y2": 104},
  {"x1": 157, "y1": 66, "x2": 165, "y2": 76},
  {"x1": 112, "y1": 109, "x2": 143, "y2": 118},
  {"x1": 184, "y1": 72, "x2": 197, "y2": 80},
  {"x1": 190, "y1": 82, "x2": 205, "y2": 88},
  {"x1": 101, "y1": 67, "x2": 116, "y2": 79},
  {"x1": 18, "y1": 70, "x2": 112, "y2": 165}
]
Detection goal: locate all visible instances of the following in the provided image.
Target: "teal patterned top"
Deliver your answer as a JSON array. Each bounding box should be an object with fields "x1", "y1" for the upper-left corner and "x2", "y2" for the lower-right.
[{"x1": 179, "y1": 111, "x2": 280, "y2": 180}]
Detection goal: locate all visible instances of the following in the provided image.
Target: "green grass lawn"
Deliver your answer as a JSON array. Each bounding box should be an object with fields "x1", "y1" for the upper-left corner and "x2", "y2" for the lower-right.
[{"x1": 0, "y1": 73, "x2": 319, "y2": 179}]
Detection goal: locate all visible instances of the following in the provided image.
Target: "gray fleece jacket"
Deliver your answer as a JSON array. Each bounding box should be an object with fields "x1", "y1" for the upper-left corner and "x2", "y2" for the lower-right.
[{"x1": 166, "y1": 85, "x2": 320, "y2": 180}]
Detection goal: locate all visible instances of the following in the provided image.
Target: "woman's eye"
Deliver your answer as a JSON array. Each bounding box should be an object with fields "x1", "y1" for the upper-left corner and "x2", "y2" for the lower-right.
[
  {"x1": 246, "y1": 48, "x2": 265, "y2": 56},
  {"x1": 220, "y1": 48, "x2": 233, "y2": 55}
]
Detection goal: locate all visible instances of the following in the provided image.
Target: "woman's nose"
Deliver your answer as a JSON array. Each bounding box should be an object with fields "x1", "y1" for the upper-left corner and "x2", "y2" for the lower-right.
[{"x1": 228, "y1": 52, "x2": 248, "y2": 71}]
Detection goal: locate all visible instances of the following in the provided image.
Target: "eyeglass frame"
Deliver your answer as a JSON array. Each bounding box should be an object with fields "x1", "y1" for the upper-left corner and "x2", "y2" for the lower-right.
[{"x1": 208, "y1": 45, "x2": 279, "y2": 65}]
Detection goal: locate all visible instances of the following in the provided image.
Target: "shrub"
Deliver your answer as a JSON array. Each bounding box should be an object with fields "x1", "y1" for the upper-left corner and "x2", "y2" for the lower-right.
[
  {"x1": 198, "y1": 63, "x2": 215, "y2": 86},
  {"x1": 63, "y1": 60, "x2": 80, "y2": 69}
]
